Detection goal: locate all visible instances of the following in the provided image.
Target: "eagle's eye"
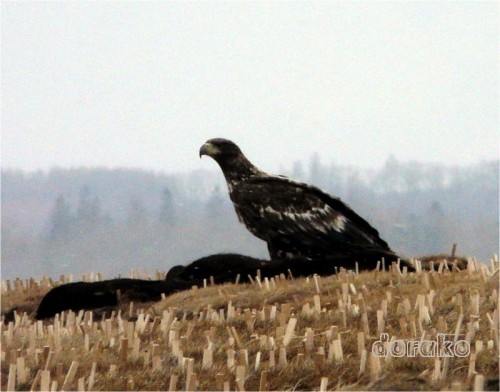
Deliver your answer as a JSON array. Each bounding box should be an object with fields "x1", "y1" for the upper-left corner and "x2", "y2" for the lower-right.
[{"x1": 199, "y1": 142, "x2": 221, "y2": 157}]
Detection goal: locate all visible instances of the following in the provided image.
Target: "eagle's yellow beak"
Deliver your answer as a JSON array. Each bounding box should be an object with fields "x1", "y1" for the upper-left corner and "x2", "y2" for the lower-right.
[{"x1": 199, "y1": 142, "x2": 219, "y2": 158}]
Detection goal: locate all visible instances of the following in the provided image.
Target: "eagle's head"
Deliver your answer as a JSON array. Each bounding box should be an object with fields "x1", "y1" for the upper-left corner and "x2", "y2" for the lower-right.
[
  {"x1": 199, "y1": 138, "x2": 243, "y2": 162},
  {"x1": 200, "y1": 138, "x2": 261, "y2": 187}
]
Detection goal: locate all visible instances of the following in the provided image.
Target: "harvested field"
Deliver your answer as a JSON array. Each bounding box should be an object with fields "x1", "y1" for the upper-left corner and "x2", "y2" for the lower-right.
[{"x1": 1, "y1": 258, "x2": 499, "y2": 391}]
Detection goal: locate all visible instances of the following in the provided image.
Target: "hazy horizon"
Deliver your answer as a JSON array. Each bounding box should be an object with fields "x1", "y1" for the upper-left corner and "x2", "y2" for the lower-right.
[
  {"x1": 3, "y1": 161, "x2": 498, "y2": 280},
  {"x1": 2, "y1": 1, "x2": 498, "y2": 175},
  {"x1": 2, "y1": 152, "x2": 498, "y2": 175}
]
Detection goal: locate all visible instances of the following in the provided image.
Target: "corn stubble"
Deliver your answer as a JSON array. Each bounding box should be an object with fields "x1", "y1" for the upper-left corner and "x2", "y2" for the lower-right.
[{"x1": 1, "y1": 257, "x2": 499, "y2": 391}]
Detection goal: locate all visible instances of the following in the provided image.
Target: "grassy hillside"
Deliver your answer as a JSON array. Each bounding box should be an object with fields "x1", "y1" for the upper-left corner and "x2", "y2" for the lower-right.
[{"x1": 1, "y1": 258, "x2": 499, "y2": 391}]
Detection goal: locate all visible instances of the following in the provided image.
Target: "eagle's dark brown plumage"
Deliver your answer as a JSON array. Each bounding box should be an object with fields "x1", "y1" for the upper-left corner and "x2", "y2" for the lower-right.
[{"x1": 200, "y1": 138, "x2": 400, "y2": 266}]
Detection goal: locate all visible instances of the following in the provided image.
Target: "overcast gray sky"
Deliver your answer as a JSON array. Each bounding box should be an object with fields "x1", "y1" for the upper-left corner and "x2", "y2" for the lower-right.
[{"x1": 2, "y1": 1, "x2": 498, "y2": 174}]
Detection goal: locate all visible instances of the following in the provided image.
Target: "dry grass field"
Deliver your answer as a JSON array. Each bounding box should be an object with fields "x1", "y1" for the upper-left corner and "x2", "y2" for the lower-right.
[{"x1": 1, "y1": 257, "x2": 499, "y2": 391}]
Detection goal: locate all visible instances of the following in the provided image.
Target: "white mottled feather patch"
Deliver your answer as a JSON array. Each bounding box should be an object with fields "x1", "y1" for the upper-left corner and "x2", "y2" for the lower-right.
[
  {"x1": 332, "y1": 215, "x2": 347, "y2": 232},
  {"x1": 257, "y1": 203, "x2": 347, "y2": 233}
]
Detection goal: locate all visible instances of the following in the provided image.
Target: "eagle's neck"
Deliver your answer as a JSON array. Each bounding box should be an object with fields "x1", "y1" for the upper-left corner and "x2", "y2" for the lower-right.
[{"x1": 217, "y1": 155, "x2": 262, "y2": 192}]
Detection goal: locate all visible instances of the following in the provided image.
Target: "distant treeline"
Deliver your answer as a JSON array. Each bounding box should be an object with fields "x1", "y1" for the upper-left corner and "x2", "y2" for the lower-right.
[{"x1": 2, "y1": 157, "x2": 498, "y2": 279}]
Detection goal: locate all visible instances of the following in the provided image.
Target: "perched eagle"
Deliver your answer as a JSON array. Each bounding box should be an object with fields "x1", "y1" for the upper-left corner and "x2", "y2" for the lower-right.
[{"x1": 200, "y1": 138, "x2": 400, "y2": 266}]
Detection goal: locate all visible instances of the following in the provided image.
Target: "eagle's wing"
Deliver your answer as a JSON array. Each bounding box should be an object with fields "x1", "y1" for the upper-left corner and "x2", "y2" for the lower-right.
[{"x1": 230, "y1": 175, "x2": 391, "y2": 259}]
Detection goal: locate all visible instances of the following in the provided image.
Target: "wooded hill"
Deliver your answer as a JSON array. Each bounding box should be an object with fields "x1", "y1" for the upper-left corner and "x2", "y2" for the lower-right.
[{"x1": 2, "y1": 159, "x2": 498, "y2": 279}]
